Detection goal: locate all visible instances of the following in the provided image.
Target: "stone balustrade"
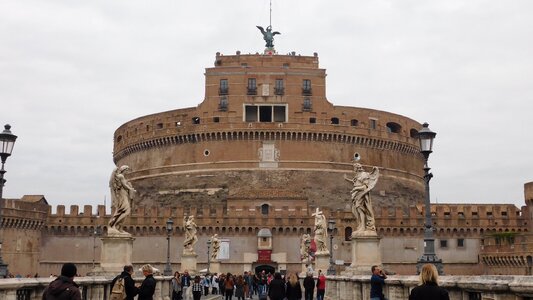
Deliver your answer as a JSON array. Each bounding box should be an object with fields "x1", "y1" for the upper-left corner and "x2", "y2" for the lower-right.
[
  {"x1": 0, "y1": 275, "x2": 172, "y2": 300},
  {"x1": 2, "y1": 274, "x2": 533, "y2": 300},
  {"x1": 326, "y1": 275, "x2": 533, "y2": 300}
]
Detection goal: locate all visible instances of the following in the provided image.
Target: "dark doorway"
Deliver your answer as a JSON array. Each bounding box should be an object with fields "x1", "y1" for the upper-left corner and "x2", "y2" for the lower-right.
[{"x1": 255, "y1": 264, "x2": 276, "y2": 275}]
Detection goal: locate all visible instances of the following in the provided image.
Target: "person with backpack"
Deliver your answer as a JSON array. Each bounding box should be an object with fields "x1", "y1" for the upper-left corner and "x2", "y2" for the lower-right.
[
  {"x1": 42, "y1": 263, "x2": 81, "y2": 300},
  {"x1": 110, "y1": 265, "x2": 137, "y2": 300}
]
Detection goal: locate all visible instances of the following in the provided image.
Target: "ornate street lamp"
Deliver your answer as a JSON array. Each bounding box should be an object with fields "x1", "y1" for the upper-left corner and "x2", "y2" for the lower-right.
[
  {"x1": 164, "y1": 218, "x2": 174, "y2": 276},
  {"x1": 416, "y1": 123, "x2": 443, "y2": 275},
  {"x1": 0, "y1": 124, "x2": 17, "y2": 278},
  {"x1": 207, "y1": 239, "x2": 212, "y2": 274},
  {"x1": 327, "y1": 219, "x2": 336, "y2": 275}
]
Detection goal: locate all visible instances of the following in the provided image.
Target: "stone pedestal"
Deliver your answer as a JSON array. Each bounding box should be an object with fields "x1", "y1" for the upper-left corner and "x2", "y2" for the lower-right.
[
  {"x1": 314, "y1": 253, "x2": 331, "y2": 274},
  {"x1": 99, "y1": 235, "x2": 135, "y2": 275},
  {"x1": 181, "y1": 253, "x2": 198, "y2": 274},
  {"x1": 209, "y1": 261, "x2": 220, "y2": 274},
  {"x1": 343, "y1": 234, "x2": 381, "y2": 275}
]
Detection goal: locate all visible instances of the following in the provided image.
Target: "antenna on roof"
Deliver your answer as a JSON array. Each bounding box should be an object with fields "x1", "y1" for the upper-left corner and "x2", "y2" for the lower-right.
[{"x1": 269, "y1": 0, "x2": 272, "y2": 28}]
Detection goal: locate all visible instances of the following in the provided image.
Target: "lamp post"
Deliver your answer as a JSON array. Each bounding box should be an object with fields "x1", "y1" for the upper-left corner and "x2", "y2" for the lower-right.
[
  {"x1": 207, "y1": 239, "x2": 212, "y2": 274},
  {"x1": 327, "y1": 219, "x2": 336, "y2": 275},
  {"x1": 164, "y1": 218, "x2": 173, "y2": 276},
  {"x1": 415, "y1": 123, "x2": 443, "y2": 275},
  {"x1": 0, "y1": 124, "x2": 17, "y2": 278}
]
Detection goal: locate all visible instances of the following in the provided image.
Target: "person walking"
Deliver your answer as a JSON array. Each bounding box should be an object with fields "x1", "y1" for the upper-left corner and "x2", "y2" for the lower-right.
[
  {"x1": 409, "y1": 264, "x2": 449, "y2": 300},
  {"x1": 370, "y1": 265, "x2": 387, "y2": 300},
  {"x1": 224, "y1": 273, "x2": 235, "y2": 300},
  {"x1": 192, "y1": 276, "x2": 203, "y2": 300},
  {"x1": 137, "y1": 264, "x2": 157, "y2": 300},
  {"x1": 267, "y1": 272, "x2": 285, "y2": 300},
  {"x1": 181, "y1": 270, "x2": 192, "y2": 300},
  {"x1": 285, "y1": 273, "x2": 302, "y2": 300},
  {"x1": 202, "y1": 273, "x2": 211, "y2": 296},
  {"x1": 110, "y1": 265, "x2": 138, "y2": 300},
  {"x1": 303, "y1": 272, "x2": 315, "y2": 300},
  {"x1": 316, "y1": 270, "x2": 326, "y2": 300},
  {"x1": 171, "y1": 271, "x2": 183, "y2": 300},
  {"x1": 42, "y1": 263, "x2": 81, "y2": 300},
  {"x1": 234, "y1": 275, "x2": 245, "y2": 300}
]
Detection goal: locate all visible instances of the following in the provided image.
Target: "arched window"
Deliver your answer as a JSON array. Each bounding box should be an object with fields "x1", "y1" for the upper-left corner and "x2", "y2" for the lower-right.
[
  {"x1": 350, "y1": 119, "x2": 358, "y2": 127},
  {"x1": 410, "y1": 128, "x2": 418, "y2": 138},
  {"x1": 386, "y1": 122, "x2": 401, "y2": 133},
  {"x1": 331, "y1": 117, "x2": 339, "y2": 125},
  {"x1": 261, "y1": 204, "x2": 269, "y2": 215}
]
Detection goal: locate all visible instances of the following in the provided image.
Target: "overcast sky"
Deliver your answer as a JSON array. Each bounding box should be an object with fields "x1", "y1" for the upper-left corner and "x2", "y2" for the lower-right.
[{"x1": 1, "y1": 0, "x2": 532, "y2": 211}]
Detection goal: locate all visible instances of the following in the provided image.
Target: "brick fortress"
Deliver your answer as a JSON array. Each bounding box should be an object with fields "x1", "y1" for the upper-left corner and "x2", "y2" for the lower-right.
[{"x1": 1, "y1": 51, "x2": 532, "y2": 277}]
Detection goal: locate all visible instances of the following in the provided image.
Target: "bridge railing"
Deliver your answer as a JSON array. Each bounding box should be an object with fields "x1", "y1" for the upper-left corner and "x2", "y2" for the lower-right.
[{"x1": 325, "y1": 275, "x2": 533, "y2": 300}]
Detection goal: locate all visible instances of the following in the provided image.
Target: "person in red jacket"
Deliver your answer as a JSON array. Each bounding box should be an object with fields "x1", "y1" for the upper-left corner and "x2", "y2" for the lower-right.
[{"x1": 316, "y1": 270, "x2": 326, "y2": 300}]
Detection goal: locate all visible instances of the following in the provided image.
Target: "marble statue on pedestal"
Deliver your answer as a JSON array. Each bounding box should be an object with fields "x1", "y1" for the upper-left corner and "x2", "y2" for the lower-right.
[
  {"x1": 312, "y1": 208, "x2": 329, "y2": 255},
  {"x1": 211, "y1": 234, "x2": 220, "y2": 261},
  {"x1": 183, "y1": 215, "x2": 198, "y2": 255},
  {"x1": 300, "y1": 233, "x2": 311, "y2": 262},
  {"x1": 344, "y1": 162, "x2": 380, "y2": 236},
  {"x1": 108, "y1": 165, "x2": 136, "y2": 236}
]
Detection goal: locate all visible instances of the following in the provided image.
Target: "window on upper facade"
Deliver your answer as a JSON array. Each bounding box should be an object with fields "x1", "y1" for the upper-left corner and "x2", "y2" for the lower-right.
[
  {"x1": 386, "y1": 122, "x2": 402, "y2": 133},
  {"x1": 309, "y1": 117, "x2": 316, "y2": 124},
  {"x1": 410, "y1": 128, "x2": 418, "y2": 138},
  {"x1": 244, "y1": 105, "x2": 287, "y2": 123},
  {"x1": 219, "y1": 96, "x2": 228, "y2": 111},
  {"x1": 302, "y1": 98, "x2": 312, "y2": 111},
  {"x1": 457, "y1": 238, "x2": 465, "y2": 248},
  {"x1": 302, "y1": 79, "x2": 312, "y2": 95},
  {"x1": 213, "y1": 117, "x2": 220, "y2": 123},
  {"x1": 344, "y1": 227, "x2": 352, "y2": 241},
  {"x1": 219, "y1": 79, "x2": 228, "y2": 95},
  {"x1": 247, "y1": 78, "x2": 257, "y2": 95},
  {"x1": 192, "y1": 117, "x2": 200, "y2": 125},
  {"x1": 440, "y1": 239, "x2": 448, "y2": 248},
  {"x1": 261, "y1": 204, "x2": 269, "y2": 215},
  {"x1": 350, "y1": 119, "x2": 359, "y2": 127},
  {"x1": 369, "y1": 119, "x2": 377, "y2": 130},
  {"x1": 331, "y1": 117, "x2": 340, "y2": 125},
  {"x1": 275, "y1": 79, "x2": 284, "y2": 95}
]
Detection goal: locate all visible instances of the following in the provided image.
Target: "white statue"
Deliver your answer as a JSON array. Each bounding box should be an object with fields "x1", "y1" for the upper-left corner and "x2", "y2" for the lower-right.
[
  {"x1": 344, "y1": 162, "x2": 380, "y2": 235},
  {"x1": 312, "y1": 208, "x2": 329, "y2": 255},
  {"x1": 183, "y1": 215, "x2": 198, "y2": 255},
  {"x1": 211, "y1": 234, "x2": 221, "y2": 261},
  {"x1": 108, "y1": 165, "x2": 136, "y2": 235},
  {"x1": 300, "y1": 233, "x2": 312, "y2": 262}
]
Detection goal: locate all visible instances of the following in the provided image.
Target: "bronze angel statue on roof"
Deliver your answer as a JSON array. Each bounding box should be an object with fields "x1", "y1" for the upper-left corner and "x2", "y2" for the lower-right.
[
  {"x1": 344, "y1": 163, "x2": 380, "y2": 236},
  {"x1": 257, "y1": 25, "x2": 280, "y2": 48}
]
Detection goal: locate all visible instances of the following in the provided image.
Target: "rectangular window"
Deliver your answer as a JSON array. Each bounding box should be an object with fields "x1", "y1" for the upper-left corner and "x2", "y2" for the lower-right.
[
  {"x1": 219, "y1": 79, "x2": 228, "y2": 95},
  {"x1": 275, "y1": 79, "x2": 284, "y2": 95},
  {"x1": 302, "y1": 79, "x2": 312, "y2": 95},
  {"x1": 219, "y1": 96, "x2": 228, "y2": 111},
  {"x1": 309, "y1": 117, "x2": 316, "y2": 124},
  {"x1": 303, "y1": 98, "x2": 312, "y2": 111},
  {"x1": 247, "y1": 78, "x2": 257, "y2": 95},
  {"x1": 369, "y1": 119, "x2": 377, "y2": 130},
  {"x1": 457, "y1": 238, "x2": 465, "y2": 248},
  {"x1": 245, "y1": 106, "x2": 258, "y2": 122},
  {"x1": 440, "y1": 240, "x2": 448, "y2": 248},
  {"x1": 244, "y1": 105, "x2": 287, "y2": 123}
]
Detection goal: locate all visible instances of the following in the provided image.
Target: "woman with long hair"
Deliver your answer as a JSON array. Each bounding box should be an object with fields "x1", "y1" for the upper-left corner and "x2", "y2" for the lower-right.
[
  {"x1": 409, "y1": 264, "x2": 449, "y2": 300},
  {"x1": 285, "y1": 273, "x2": 302, "y2": 300}
]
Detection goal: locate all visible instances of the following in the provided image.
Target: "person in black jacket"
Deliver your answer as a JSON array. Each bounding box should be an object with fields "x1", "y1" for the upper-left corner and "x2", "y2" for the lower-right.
[
  {"x1": 267, "y1": 272, "x2": 285, "y2": 300},
  {"x1": 137, "y1": 264, "x2": 157, "y2": 300},
  {"x1": 303, "y1": 272, "x2": 315, "y2": 300},
  {"x1": 42, "y1": 263, "x2": 81, "y2": 300},
  {"x1": 111, "y1": 265, "x2": 138, "y2": 300},
  {"x1": 409, "y1": 264, "x2": 449, "y2": 300},
  {"x1": 285, "y1": 273, "x2": 302, "y2": 300}
]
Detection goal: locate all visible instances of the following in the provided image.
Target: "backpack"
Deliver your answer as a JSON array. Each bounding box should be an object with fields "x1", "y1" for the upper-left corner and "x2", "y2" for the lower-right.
[{"x1": 110, "y1": 276, "x2": 126, "y2": 300}]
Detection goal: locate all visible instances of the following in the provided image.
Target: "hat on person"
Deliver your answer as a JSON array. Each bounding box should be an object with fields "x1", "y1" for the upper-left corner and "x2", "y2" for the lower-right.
[{"x1": 61, "y1": 263, "x2": 77, "y2": 278}]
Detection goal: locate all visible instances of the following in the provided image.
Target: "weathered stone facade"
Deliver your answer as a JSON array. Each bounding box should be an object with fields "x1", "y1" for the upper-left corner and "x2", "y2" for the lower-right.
[{"x1": 1, "y1": 52, "x2": 531, "y2": 278}]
